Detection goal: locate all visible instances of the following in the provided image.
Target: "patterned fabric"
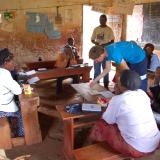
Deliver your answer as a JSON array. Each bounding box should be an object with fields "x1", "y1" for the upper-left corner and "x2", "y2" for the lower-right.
[
  {"x1": 0, "y1": 111, "x2": 24, "y2": 137},
  {"x1": 90, "y1": 119, "x2": 153, "y2": 158}
]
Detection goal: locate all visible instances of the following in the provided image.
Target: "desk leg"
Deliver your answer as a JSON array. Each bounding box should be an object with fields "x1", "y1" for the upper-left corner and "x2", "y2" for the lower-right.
[
  {"x1": 81, "y1": 72, "x2": 90, "y2": 82},
  {"x1": 63, "y1": 118, "x2": 74, "y2": 160}
]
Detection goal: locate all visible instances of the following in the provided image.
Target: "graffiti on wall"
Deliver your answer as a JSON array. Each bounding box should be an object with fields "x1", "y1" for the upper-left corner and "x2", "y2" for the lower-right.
[
  {"x1": 26, "y1": 12, "x2": 61, "y2": 39},
  {"x1": 0, "y1": 9, "x2": 82, "y2": 65}
]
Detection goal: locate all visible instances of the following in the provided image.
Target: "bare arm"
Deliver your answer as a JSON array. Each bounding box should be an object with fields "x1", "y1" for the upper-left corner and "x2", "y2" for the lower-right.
[{"x1": 90, "y1": 61, "x2": 111, "y2": 87}]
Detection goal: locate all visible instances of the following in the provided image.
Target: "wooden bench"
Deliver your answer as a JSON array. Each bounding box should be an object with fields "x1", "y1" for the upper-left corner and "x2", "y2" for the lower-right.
[
  {"x1": 73, "y1": 142, "x2": 130, "y2": 160},
  {"x1": 0, "y1": 118, "x2": 25, "y2": 149}
]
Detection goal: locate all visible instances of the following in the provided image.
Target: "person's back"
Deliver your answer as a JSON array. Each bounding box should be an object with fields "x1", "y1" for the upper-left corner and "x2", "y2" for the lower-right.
[
  {"x1": 91, "y1": 70, "x2": 160, "y2": 158},
  {"x1": 106, "y1": 41, "x2": 145, "y2": 64},
  {"x1": 105, "y1": 89, "x2": 159, "y2": 152}
]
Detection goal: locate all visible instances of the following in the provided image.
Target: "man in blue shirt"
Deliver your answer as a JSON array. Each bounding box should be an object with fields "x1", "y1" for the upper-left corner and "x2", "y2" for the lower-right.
[{"x1": 89, "y1": 41, "x2": 147, "y2": 92}]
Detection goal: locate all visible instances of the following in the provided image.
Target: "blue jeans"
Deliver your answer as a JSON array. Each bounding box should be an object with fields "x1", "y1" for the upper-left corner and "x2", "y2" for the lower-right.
[
  {"x1": 127, "y1": 57, "x2": 147, "y2": 92},
  {"x1": 94, "y1": 58, "x2": 109, "y2": 85}
]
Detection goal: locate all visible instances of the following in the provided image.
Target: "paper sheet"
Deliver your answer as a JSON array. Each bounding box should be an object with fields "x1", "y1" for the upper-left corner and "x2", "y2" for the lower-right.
[
  {"x1": 25, "y1": 70, "x2": 36, "y2": 76},
  {"x1": 82, "y1": 103, "x2": 101, "y2": 112},
  {"x1": 27, "y1": 76, "x2": 40, "y2": 84},
  {"x1": 100, "y1": 91, "x2": 114, "y2": 98}
]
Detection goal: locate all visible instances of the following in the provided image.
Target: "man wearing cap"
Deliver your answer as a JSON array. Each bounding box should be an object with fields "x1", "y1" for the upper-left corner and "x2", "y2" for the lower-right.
[
  {"x1": 91, "y1": 14, "x2": 114, "y2": 89},
  {"x1": 89, "y1": 41, "x2": 147, "y2": 92}
]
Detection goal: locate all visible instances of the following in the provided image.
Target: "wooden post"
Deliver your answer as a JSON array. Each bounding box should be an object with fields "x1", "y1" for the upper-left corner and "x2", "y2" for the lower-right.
[
  {"x1": 19, "y1": 92, "x2": 42, "y2": 145},
  {"x1": 0, "y1": 118, "x2": 12, "y2": 149}
]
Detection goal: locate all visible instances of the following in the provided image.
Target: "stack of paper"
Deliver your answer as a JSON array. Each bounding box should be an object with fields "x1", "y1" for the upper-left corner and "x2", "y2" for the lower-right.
[{"x1": 82, "y1": 103, "x2": 101, "y2": 112}]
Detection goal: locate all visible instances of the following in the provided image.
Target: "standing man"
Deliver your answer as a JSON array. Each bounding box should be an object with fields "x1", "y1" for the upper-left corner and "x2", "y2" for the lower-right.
[{"x1": 91, "y1": 14, "x2": 114, "y2": 89}]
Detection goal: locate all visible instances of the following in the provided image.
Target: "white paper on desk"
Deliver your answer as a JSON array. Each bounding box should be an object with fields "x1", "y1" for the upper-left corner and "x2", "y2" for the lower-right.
[
  {"x1": 25, "y1": 70, "x2": 36, "y2": 76},
  {"x1": 18, "y1": 71, "x2": 27, "y2": 76},
  {"x1": 100, "y1": 91, "x2": 114, "y2": 98},
  {"x1": 82, "y1": 103, "x2": 101, "y2": 112},
  {"x1": 37, "y1": 68, "x2": 47, "y2": 71},
  {"x1": 89, "y1": 89, "x2": 101, "y2": 95},
  {"x1": 27, "y1": 76, "x2": 40, "y2": 84}
]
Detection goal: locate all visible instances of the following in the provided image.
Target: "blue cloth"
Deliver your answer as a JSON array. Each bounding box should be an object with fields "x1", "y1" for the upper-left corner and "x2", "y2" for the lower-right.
[
  {"x1": 105, "y1": 41, "x2": 147, "y2": 92},
  {"x1": 105, "y1": 41, "x2": 146, "y2": 64},
  {"x1": 127, "y1": 57, "x2": 148, "y2": 92},
  {"x1": 94, "y1": 58, "x2": 109, "y2": 85},
  {"x1": 150, "y1": 54, "x2": 160, "y2": 72}
]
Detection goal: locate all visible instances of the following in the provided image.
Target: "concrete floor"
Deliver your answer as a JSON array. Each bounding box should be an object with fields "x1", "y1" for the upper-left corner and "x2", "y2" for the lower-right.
[{"x1": 3, "y1": 79, "x2": 160, "y2": 160}]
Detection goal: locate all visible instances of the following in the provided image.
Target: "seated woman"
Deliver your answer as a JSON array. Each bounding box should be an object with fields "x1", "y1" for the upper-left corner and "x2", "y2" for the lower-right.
[
  {"x1": 0, "y1": 48, "x2": 24, "y2": 137},
  {"x1": 90, "y1": 70, "x2": 160, "y2": 158},
  {"x1": 144, "y1": 43, "x2": 160, "y2": 72}
]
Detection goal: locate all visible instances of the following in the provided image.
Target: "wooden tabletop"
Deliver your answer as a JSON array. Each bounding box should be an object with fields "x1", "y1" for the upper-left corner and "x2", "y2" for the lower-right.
[
  {"x1": 56, "y1": 105, "x2": 101, "y2": 120},
  {"x1": 71, "y1": 83, "x2": 106, "y2": 103},
  {"x1": 35, "y1": 66, "x2": 92, "y2": 80}
]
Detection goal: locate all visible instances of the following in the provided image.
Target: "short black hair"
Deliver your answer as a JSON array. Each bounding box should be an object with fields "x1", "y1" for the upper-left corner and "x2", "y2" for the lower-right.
[
  {"x1": 0, "y1": 48, "x2": 14, "y2": 66},
  {"x1": 120, "y1": 70, "x2": 141, "y2": 91},
  {"x1": 144, "y1": 43, "x2": 154, "y2": 51},
  {"x1": 100, "y1": 14, "x2": 107, "y2": 21},
  {"x1": 67, "y1": 37, "x2": 74, "y2": 42}
]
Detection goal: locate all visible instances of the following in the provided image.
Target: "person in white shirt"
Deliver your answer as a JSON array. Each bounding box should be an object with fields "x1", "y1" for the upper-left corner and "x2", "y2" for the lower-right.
[
  {"x1": 90, "y1": 70, "x2": 160, "y2": 158},
  {"x1": 0, "y1": 48, "x2": 24, "y2": 137}
]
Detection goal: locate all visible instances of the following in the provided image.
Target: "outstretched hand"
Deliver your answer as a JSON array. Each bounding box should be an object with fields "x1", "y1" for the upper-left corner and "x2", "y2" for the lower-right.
[{"x1": 89, "y1": 80, "x2": 97, "y2": 88}]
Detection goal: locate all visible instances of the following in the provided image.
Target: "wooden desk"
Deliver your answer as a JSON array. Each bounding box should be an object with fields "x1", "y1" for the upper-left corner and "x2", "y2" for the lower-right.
[
  {"x1": 26, "y1": 60, "x2": 56, "y2": 70},
  {"x1": 56, "y1": 105, "x2": 101, "y2": 160},
  {"x1": 71, "y1": 83, "x2": 106, "y2": 103},
  {"x1": 19, "y1": 92, "x2": 42, "y2": 145},
  {"x1": 35, "y1": 66, "x2": 92, "y2": 82}
]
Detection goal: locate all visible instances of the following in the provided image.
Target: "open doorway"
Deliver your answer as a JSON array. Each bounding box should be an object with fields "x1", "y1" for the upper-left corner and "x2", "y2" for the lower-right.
[{"x1": 82, "y1": 5, "x2": 122, "y2": 81}]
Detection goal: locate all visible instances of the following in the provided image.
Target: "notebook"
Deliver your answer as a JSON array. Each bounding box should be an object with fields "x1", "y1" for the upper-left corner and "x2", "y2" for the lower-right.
[{"x1": 82, "y1": 103, "x2": 101, "y2": 112}]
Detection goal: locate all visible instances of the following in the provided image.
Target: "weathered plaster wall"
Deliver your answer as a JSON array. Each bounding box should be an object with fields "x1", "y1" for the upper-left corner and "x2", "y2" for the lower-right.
[{"x1": 0, "y1": 1, "x2": 82, "y2": 66}]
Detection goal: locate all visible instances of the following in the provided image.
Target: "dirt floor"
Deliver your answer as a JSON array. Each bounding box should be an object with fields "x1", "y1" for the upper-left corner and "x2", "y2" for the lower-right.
[
  {"x1": 5, "y1": 79, "x2": 85, "y2": 160},
  {"x1": 3, "y1": 79, "x2": 160, "y2": 160}
]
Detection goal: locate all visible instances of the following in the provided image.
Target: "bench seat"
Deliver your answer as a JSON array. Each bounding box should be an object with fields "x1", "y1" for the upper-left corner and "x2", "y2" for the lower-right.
[{"x1": 73, "y1": 142, "x2": 129, "y2": 160}]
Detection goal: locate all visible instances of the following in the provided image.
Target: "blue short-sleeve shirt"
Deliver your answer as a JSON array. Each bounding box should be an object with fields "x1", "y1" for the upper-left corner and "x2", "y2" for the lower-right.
[{"x1": 105, "y1": 41, "x2": 146, "y2": 64}]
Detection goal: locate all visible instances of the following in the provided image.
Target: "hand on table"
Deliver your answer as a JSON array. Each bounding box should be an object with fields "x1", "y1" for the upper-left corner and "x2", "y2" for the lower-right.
[{"x1": 89, "y1": 80, "x2": 97, "y2": 88}]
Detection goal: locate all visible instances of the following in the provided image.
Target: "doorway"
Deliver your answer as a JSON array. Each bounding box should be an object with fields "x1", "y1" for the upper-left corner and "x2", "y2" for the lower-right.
[{"x1": 82, "y1": 5, "x2": 122, "y2": 82}]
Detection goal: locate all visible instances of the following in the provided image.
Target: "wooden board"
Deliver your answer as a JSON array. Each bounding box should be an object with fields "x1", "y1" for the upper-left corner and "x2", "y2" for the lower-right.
[
  {"x1": 74, "y1": 143, "x2": 127, "y2": 160},
  {"x1": 19, "y1": 92, "x2": 42, "y2": 145},
  {"x1": 0, "y1": 118, "x2": 12, "y2": 149}
]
